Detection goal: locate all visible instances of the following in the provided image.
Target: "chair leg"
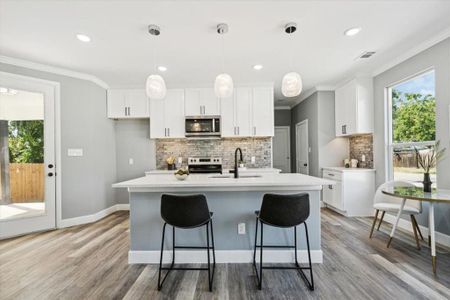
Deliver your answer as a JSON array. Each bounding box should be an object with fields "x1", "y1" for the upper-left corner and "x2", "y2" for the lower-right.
[
  {"x1": 206, "y1": 222, "x2": 212, "y2": 292},
  {"x1": 157, "y1": 223, "x2": 167, "y2": 291},
  {"x1": 259, "y1": 221, "x2": 263, "y2": 290},
  {"x1": 253, "y1": 217, "x2": 258, "y2": 264},
  {"x1": 377, "y1": 211, "x2": 385, "y2": 231},
  {"x1": 172, "y1": 226, "x2": 175, "y2": 265},
  {"x1": 412, "y1": 215, "x2": 424, "y2": 241},
  {"x1": 369, "y1": 209, "x2": 380, "y2": 238},
  {"x1": 303, "y1": 222, "x2": 315, "y2": 291},
  {"x1": 210, "y1": 220, "x2": 216, "y2": 266},
  {"x1": 410, "y1": 215, "x2": 421, "y2": 250},
  {"x1": 294, "y1": 226, "x2": 299, "y2": 267}
]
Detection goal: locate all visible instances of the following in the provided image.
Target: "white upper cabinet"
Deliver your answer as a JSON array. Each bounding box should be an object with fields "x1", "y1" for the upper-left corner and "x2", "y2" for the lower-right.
[
  {"x1": 150, "y1": 89, "x2": 185, "y2": 139},
  {"x1": 107, "y1": 89, "x2": 149, "y2": 119},
  {"x1": 220, "y1": 94, "x2": 235, "y2": 137},
  {"x1": 220, "y1": 85, "x2": 274, "y2": 138},
  {"x1": 335, "y1": 77, "x2": 373, "y2": 137},
  {"x1": 234, "y1": 87, "x2": 252, "y2": 137},
  {"x1": 252, "y1": 86, "x2": 274, "y2": 137},
  {"x1": 185, "y1": 88, "x2": 220, "y2": 116}
]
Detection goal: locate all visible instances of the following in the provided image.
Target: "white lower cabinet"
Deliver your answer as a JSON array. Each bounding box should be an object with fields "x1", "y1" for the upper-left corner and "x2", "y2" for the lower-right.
[
  {"x1": 322, "y1": 168, "x2": 375, "y2": 217},
  {"x1": 150, "y1": 89, "x2": 185, "y2": 138}
]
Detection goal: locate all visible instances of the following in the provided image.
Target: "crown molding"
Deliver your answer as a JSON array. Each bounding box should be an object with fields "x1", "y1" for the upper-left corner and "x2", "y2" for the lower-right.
[
  {"x1": 0, "y1": 55, "x2": 109, "y2": 89},
  {"x1": 372, "y1": 26, "x2": 450, "y2": 77}
]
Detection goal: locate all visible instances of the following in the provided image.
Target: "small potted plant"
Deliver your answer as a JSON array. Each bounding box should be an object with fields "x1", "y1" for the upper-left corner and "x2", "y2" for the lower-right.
[
  {"x1": 166, "y1": 156, "x2": 176, "y2": 170},
  {"x1": 414, "y1": 141, "x2": 445, "y2": 192}
]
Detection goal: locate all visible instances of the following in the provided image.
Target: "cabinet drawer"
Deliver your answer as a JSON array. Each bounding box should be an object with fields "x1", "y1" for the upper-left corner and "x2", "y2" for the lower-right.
[{"x1": 323, "y1": 170, "x2": 342, "y2": 181}]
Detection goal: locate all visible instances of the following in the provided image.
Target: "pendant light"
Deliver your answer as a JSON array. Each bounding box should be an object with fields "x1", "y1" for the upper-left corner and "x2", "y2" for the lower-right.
[
  {"x1": 214, "y1": 23, "x2": 234, "y2": 98},
  {"x1": 145, "y1": 24, "x2": 167, "y2": 99},
  {"x1": 281, "y1": 22, "x2": 303, "y2": 98}
]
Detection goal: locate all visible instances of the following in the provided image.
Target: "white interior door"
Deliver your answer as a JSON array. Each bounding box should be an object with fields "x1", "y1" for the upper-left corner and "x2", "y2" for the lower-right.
[
  {"x1": 296, "y1": 120, "x2": 309, "y2": 175},
  {"x1": 273, "y1": 126, "x2": 291, "y2": 173},
  {"x1": 0, "y1": 72, "x2": 57, "y2": 239}
]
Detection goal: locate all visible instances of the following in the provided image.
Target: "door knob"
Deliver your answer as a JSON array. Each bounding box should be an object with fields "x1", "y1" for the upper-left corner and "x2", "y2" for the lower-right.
[
  {"x1": 48, "y1": 164, "x2": 54, "y2": 169},
  {"x1": 48, "y1": 172, "x2": 54, "y2": 177}
]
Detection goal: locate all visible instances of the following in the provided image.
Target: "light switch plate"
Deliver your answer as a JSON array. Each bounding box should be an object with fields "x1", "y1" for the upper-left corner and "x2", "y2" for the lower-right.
[
  {"x1": 251, "y1": 156, "x2": 256, "y2": 164},
  {"x1": 129, "y1": 158, "x2": 134, "y2": 165},
  {"x1": 67, "y1": 148, "x2": 83, "y2": 157},
  {"x1": 238, "y1": 223, "x2": 246, "y2": 235}
]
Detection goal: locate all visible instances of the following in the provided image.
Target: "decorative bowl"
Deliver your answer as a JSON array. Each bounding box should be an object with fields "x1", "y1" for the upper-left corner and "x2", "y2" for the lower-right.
[{"x1": 174, "y1": 173, "x2": 188, "y2": 181}]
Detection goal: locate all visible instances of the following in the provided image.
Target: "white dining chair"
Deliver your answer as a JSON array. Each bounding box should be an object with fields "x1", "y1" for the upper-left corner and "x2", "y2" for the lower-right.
[{"x1": 369, "y1": 181, "x2": 424, "y2": 249}]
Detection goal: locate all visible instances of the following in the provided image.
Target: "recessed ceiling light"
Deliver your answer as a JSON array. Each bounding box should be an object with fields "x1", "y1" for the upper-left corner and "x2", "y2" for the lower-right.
[
  {"x1": 253, "y1": 64, "x2": 263, "y2": 70},
  {"x1": 344, "y1": 27, "x2": 361, "y2": 37},
  {"x1": 76, "y1": 34, "x2": 91, "y2": 42},
  {"x1": 158, "y1": 66, "x2": 167, "y2": 72}
]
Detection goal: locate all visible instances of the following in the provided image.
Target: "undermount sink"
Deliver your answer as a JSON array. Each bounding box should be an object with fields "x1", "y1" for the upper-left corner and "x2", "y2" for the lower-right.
[{"x1": 208, "y1": 174, "x2": 262, "y2": 179}]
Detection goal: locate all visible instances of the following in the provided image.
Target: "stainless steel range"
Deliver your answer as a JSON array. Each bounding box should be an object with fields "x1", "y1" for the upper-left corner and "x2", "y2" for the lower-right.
[{"x1": 188, "y1": 157, "x2": 222, "y2": 174}]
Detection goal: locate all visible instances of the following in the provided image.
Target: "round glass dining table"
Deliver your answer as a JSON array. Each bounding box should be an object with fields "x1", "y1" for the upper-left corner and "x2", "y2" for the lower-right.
[{"x1": 382, "y1": 186, "x2": 450, "y2": 274}]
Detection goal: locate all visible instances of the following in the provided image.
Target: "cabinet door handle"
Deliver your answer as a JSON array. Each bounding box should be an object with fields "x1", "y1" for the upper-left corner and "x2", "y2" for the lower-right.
[
  {"x1": 328, "y1": 173, "x2": 335, "y2": 176},
  {"x1": 329, "y1": 185, "x2": 333, "y2": 190},
  {"x1": 128, "y1": 107, "x2": 131, "y2": 116},
  {"x1": 342, "y1": 125, "x2": 346, "y2": 134},
  {"x1": 167, "y1": 128, "x2": 170, "y2": 137},
  {"x1": 253, "y1": 126, "x2": 256, "y2": 135},
  {"x1": 124, "y1": 107, "x2": 127, "y2": 116},
  {"x1": 165, "y1": 128, "x2": 167, "y2": 137}
]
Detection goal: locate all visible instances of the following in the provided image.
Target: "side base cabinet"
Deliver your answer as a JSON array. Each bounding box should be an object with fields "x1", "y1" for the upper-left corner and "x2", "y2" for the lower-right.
[{"x1": 322, "y1": 168, "x2": 375, "y2": 217}]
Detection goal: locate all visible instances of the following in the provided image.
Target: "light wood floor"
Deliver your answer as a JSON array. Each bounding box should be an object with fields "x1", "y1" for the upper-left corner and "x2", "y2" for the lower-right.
[{"x1": 1, "y1": 208, "x2": 449, "y2": 299}]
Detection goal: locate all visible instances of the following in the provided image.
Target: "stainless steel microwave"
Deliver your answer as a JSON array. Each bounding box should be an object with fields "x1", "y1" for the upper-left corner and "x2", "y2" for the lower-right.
[{"x1": 185, "y1": 116, "x2": 221, "y2": 138}]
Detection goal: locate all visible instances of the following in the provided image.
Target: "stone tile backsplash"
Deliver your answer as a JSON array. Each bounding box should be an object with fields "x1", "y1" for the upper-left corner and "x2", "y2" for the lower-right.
[
  {"x1": 156, "y1": 137, "x2": 272, "y2": 170},
  {"x1": 349, "y1": 134, "x2": 374, "y2": 169}
]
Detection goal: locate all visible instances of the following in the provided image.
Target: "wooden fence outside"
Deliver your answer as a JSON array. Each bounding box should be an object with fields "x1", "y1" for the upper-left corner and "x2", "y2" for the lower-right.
[{"x1": 9, "y1": 163, "x2": 44, "y2": 203}]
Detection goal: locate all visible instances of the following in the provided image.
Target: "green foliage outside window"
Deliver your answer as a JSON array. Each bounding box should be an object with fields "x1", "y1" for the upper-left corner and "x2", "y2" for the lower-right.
[
  {"x1": 8, "y1": 120, "x2": 44, "y2": 163},
  {"x1": 392, "y1": 89, "x2": 436, "y2": 143}
]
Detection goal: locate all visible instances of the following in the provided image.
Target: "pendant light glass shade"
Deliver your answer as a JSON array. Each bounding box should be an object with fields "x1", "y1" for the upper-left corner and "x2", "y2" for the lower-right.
[
  {"x1": 146, "y1": 74, "x2": 167, "y2": 99},
  {"x1": 281, "y1": 72, "x2": 302, "y2": 97},
  {"x1": 214, "y1": 73, "x2": 234, "y2": 98}
]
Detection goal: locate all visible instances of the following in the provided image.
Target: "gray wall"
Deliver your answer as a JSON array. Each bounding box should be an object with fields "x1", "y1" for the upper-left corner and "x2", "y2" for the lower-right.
[
  {"x1": 0, "y1": 62, "x2": 117, "y2": 219},
  {"x1": 114, "y1": 120, "x2": 156, "y2": 204},
  {"x1": 291, "y1": 93, "x2": 319, "y2": 175},
  {"x1": 373, "y1": 37, "x2": 450, "y2": 235},
  {"x1": 274, "y1": 109, "x2": 291, "y2": 126},
  {"x1": 290, "y1": 91, "x2": 348, "y2": 176}
]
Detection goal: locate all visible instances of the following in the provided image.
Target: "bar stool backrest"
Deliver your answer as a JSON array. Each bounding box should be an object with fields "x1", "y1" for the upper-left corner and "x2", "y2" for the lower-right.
[
  {"x1": 161, "y1": 194, "x2": 211, "y2": 228},
  {"x1": 259, "y1": 193, "x2": 310, "y2": 227}
]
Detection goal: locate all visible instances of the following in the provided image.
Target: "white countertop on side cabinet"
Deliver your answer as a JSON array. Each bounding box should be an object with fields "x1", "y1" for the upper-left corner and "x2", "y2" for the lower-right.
[
  {"x1": 113, "y1": 173, "x2": 334, "y2": 193},
  {"x1": 322, "y1": 167, "x2": 376, "y2": 173}
]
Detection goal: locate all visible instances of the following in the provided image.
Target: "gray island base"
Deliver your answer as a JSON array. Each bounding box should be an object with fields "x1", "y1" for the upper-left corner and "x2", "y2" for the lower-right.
[{"x1": 113, "y1": 173, "x2": 334, "y2": 264}]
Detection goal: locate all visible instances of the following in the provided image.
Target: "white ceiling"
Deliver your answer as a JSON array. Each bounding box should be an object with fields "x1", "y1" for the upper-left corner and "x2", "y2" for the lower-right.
[{"x1": 1, "y1": 1, "x2": 450, "y2": 107}]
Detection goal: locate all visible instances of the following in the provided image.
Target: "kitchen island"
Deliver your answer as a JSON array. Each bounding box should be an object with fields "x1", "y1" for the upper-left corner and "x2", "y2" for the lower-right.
[{"x1": 113, "y1": 173, "x2": 334, "y2": 264}]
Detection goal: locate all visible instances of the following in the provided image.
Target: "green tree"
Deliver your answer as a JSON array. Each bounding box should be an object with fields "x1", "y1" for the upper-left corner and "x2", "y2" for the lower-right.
[
  {"x1": 392, "y1": 90, "x2": 435, "y2": 143},
  {"x1": 8, "y1": 120, "x2": 44, "y2": 163}
]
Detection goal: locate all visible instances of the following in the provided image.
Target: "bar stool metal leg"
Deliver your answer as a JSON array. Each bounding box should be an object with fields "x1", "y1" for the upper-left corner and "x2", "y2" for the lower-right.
[
  {"x1": 158, "y1": 223, "x2": 168, "y2": 291},
  {"x1": 259, "y1": 221, "x2": 263, "y2": 290},
  {"x1": 206, "y1": 221, "x2": 212, "y2": 292}
]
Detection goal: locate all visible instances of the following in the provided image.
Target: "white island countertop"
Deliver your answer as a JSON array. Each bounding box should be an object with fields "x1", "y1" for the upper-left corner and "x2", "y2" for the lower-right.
[
  {"x1": 113, "y1": 173, "x2": 335, "y2": 193},
  {"x1": 322, "y1": 167, "x2": 376, "y2": 172}
]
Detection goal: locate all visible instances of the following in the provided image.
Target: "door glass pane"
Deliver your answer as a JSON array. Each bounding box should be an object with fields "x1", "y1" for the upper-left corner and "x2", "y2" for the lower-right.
[{"x1": 0, "y1": 88, "x2": 45, "y2": 220}]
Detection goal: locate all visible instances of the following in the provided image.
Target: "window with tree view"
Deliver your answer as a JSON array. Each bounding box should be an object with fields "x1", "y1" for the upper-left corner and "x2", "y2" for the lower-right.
[{"x1": 388, "y1": 70, "x2": 436, "y2": 183}]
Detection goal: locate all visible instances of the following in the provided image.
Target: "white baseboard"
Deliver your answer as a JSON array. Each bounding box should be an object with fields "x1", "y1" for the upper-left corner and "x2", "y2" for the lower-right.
[
  {"x1": 128, "y1": 250, "x2": 323, "y2": 264},
  {"x1": 383, "y1": 214, "x2": 450, "y2": 248},
  {"x1": 58, "y1": 203, "x2": 129, "y2": 228}
]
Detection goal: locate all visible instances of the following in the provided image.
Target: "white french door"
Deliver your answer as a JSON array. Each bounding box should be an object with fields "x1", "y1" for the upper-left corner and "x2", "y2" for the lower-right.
[
  {"x1": 296, "y1": 120, "x2": 309, "y2": 175},
  {"x1": 0, "y1": 72, "x2": 58, "y2": 239}
]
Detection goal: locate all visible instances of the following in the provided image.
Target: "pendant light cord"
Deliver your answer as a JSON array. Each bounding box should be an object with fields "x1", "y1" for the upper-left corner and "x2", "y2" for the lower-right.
[
  {"x1": 221, "y1": 33, "x2": 225, "y2": 73},
  {"x1": 153, "y1": 39, "x2": 157, "y2": 73},
  {"x1": 289, "y1": 30, "x2": 294, "y2": 71}
]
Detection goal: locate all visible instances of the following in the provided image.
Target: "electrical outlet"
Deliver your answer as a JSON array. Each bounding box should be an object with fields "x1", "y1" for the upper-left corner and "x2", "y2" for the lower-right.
[
  {"x1": 238, "y1": 223, "x2": 246, "y2": 235},
  {"x1": 361, "y1": 155, "x2": 366, "y2": 162},
  {"x1": 251, "y1": 156, "x2": 256, "y2": 164},
  {"x1": 129, "y1": 158, "x2": 134, "y2": 165}
]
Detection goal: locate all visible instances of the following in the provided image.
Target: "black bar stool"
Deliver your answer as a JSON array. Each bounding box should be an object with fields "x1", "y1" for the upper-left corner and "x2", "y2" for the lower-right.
[
  {"x1": 158, "y1": 194, "x2": 216, "y2": 292},
  {"x1": 253, "y1": 193, "x2": 314, "y2": 291}
]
